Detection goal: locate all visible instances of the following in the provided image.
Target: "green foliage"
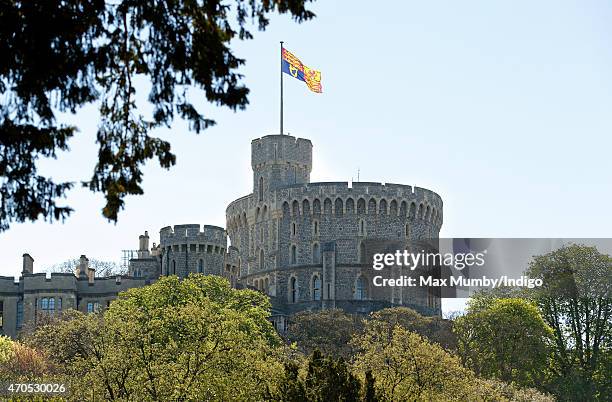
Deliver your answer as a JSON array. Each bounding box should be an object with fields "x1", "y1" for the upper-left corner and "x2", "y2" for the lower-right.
[
  {"x1": 526, "y1": 244, "x2": 612, "y2": 401},
  {"x1": 0, "y1": 335, "x2": 14, "y2": 365},
  {"x1": 27, "y1": 275, "x2": 284, "y2": 401},
  {"x1": 368, "y1": 307, "x2": 457, "y2": 351},
  {"x1": 454, "y1": 298, "x2": 553, "y2": 389},
  {"x1": 275, "y1": 349, "x2": 362, "y2": 402},
  {"x1": 287, "y1": 309, "x2": 365, "y2": 359},
  {"x1": 0, "y1": 0, "x2": 315, "y2": 231},
  {"x1": 352, "y1": 321, "x2": 502, "y2": 401}
]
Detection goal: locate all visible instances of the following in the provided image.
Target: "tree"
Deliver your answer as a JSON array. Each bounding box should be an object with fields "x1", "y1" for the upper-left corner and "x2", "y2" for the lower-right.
[
  {"x1": 275, "y1": 349, "x2": 362, "y2": 402},
  {"x1": 0, "y1": 0, "x2": 315, "y2": 231},
  {"x1": 27, "y1": 275, "x2": 285, "y2": 400},
  {"x1": 368, "y1": 307, "x2": 457, "y2": 351},
  {"x1": 453, "y1": 298, "x2": 554, "y2": 389},
  {"x1": 286, "y1": 309, "x2": 364, "y2": 359},
  {"x1": 351, "y1": 321, "x2": 503, "y2": 401},
  {"x1": 526, "y1": 244, "x2": 612, "y2": 401},
  {"x1": 45, "y1": 257, "x2": 127, "y2": 277}
]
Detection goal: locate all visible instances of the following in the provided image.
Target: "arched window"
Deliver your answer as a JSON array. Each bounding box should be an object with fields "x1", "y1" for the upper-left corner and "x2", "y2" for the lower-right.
[
  {"x1": 409, "y1": 202, "x2": 416, "y2": 220},
  {"x1": 355, "y1": 277, "x2": 367, "y2": 300},
  {"x1": 41, "y1": 298, "x2": 48, "y2": 310},
  {"x1": 312, "y1": 243, "x2": 321, "y2": 264},
  {"x1": 359, "y1": 242, "x2": 366, "y2": 263},
  {"x1": 48, "y1": 297, "x2": 55, "y2": 311},
  {"x1": 291, "y1": 245, "x2": 297, "y2": 265},
  {"x1": 418, "y1": 204, "x2": 424, "y2": 219},
  {"x1": 312, "y1": 275, "x2": 321, "y2": 301},
  {"x1": 379, "y1": 199, "x2": 387, "y2": 215},
  {"x1": 335, "y1": 198, "x2": 344, "y2": 215},
  {"x1": 368, "y1": 198, "x2": 377, "y2": 214},
  {"x1": 302, "y1": 199, "x2": 310, "y2": 215},
  {"x1": 313, "y1": 199, "x2": 321, "y2": 215},
  {"x1": 292, "y1": 200, "x2": 300, "y2": 216},
  {"x1": 259, "y1": 249, "x2": 265, "y2": 270},
  {"x1": 357, "y1": 198, "x2": 366, "y2": 214},
  {"x1": 198, "y1": 259, "x2": 204, "y2": 273},
  {"x1": 346, "y1": 198, "x2": 355, "y2": 213},
  {"x1": 259, "y1": 177, "x2": 264, "y2": 201},
  {"x1": 390, "y1": 200, "x2": 398, "y2": 216},
  {"x1": 290, "y1": 277, "x2": 298, "y2": 303},
  {"x1": 323, "y1": 198, "x2": 332, "y2": 214}
]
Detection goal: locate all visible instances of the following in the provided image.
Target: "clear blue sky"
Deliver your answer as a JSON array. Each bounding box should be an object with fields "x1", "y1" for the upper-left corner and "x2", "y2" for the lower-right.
[{"x1": 1, "y1": 1, "x2": 611, "y2": 313}]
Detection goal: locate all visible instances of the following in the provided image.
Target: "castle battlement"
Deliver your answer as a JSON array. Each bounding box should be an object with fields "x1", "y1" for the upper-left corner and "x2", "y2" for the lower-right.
[{"x1": 160, "y1": 224, "x2": 226, "y2": 246}]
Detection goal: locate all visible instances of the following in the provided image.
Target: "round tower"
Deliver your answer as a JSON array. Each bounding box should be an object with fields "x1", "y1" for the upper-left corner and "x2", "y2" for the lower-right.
[
  {"x1": 251, "y1": 135, "x2": 312, "y2": 201},
  {"x1": 159, "y1": 224, "x2": 227, "y2": 278}
]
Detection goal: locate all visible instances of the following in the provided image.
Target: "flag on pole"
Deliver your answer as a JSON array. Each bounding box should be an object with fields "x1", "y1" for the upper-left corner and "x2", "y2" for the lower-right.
[{"x1": 281, "y1": 48, "x2": 322, "y2": 93}]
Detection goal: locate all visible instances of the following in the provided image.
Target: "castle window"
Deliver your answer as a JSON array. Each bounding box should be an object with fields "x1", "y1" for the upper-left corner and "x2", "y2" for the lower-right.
[
  {"x1": 390, "y1": 200, "x2": 398, "y2": 216},
  {"x1": 41, "y1": 298, "x2": 49, "y2": 310},
  {"x1": 405, "y1": 224, "x2": 410, "y2": 237},
  {"x1": 355, "y1": 276, "x2": 367, "y2": 300},
  {"x1": 335, "y1": 198, "x2": 344, "y2": 215},
  {"x1": 368, "y1": 198, "x2": 377, "y2": 214},
  {"x1": 346, "y1": 198, "x2": 355, "y2": 213},
  {"x1": 58, "y1": 298, "x2": 62, "y2": 311},
  {"x1": 259, "y1": 177, "x2": 264, "y2": 201},
  {"x1": 87, "y1": 302, "x2": 94, "y2": 313},
  {"x1": 198, "y1": 259, "x2": 204, "y2": 273},
  {"x1": 409, "y1": 202, "x2": 416, "y2": 220},
  {"x1": 172, "y1": 260, "x2": 176, "y2": 275},
  {"x1": 16, "y1": 301, "x2": 23, "y2": 329},
  {"x1": 292, "y1": 200, "x2": 299, "y2": 216},
  {"x1": 357, "y1": 198, "x2": 366, "y2": 214},
  {"x1": 312, "y1": 275, "x2": 321, "y2": 301},
  {"x1": 292, "y1": 222, "x2": 297, "y2": 236},
  {"x1": 264, "y1": 278, "x2": 269, "y2": 294},
  {"x1": 290, "y1": 277, "x2": 298, "y2": 303},
  {"x1": 359, "y1": 242, "x2": 366, "y2": 263},
  {"x1": 48, "y1": 297, "x2": 55, "y2": 311},
  {"x1": 418, "y1": 204, "x2": 424, "y2": 219},
  {"x1": 379, "y1": 199, "x2": 388, "y2": 215},
  {"x1": 312, "y1": 243, "x2": 321, "y2": 264},
  {"x1": 313, "y1": 220, "x2": 319, "y2": 236},
  {"x1": 313, "y1": 199, "x2": 321, "y2": 215},
  {"x1": 291, "y1": 245, "x2": 297, "y2": 265},
  {"x1": 323, "y1": 198, "x2": 332, "y2": 214},
  {"x1": 359, "y1": 219, "x2": 366, "y2": 236},
  {"x1": 259, "y1": 249, "x2": 265, "y2": 270}
]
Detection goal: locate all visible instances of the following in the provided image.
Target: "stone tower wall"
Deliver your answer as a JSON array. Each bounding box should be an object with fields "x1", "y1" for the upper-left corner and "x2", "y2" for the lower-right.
[{"x1": 159, "y1": 224, "x2": 227, "y2": 278}]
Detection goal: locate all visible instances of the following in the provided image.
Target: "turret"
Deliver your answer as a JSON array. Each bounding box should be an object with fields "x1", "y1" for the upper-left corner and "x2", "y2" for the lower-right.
[{"x1": 251, "y1": 135, "x2": 312, "y2": 200}]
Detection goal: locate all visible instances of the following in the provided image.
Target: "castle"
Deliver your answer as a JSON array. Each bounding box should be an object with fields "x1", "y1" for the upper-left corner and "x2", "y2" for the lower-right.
[{"x1": 0, "y1": 134, "x2": 443, "y2": 338}]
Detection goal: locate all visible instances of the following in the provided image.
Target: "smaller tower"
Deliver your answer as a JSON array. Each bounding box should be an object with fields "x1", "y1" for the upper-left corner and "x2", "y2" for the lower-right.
[{"x1": 251, "y1": 135, "x2": 312, "y2": 199}]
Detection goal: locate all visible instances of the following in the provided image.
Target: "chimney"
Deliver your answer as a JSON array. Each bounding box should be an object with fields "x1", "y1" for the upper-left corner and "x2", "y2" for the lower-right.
[
  {"x1": 22, "y1": 253, "x2": 34, "y2": 275},
  {"x1": 88, "y1": 267, "x2": 95, "y2": 284},
  {"x1": 77, "y1": 255, "x2": 89, "y2": 279},
  {"x1": 138, "y1": 231, "x2": 151, "y2": 258}
]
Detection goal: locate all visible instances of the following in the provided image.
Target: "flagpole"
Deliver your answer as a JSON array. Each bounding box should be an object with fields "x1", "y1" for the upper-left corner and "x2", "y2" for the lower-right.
[{"x1": 280, "y1": 41, "x2": 284, "y2": 135}]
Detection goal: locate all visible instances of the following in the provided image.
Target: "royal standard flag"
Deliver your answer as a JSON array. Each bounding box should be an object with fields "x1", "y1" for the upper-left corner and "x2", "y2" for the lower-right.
[{"x1": 282, "y1": 48, "x2": 322, "y2": 93}]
